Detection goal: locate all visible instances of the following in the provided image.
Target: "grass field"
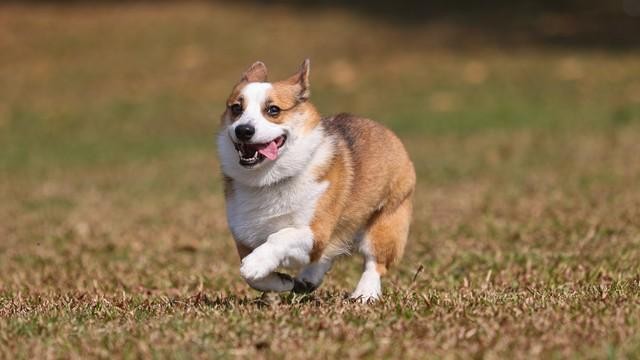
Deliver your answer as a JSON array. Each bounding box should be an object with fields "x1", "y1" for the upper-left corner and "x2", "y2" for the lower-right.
[{"x1": 1, "y1": 2, "x2": 640, "y2": 358}]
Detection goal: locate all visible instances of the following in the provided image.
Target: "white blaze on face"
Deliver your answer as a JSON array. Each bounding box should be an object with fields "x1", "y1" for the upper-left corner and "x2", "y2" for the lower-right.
[
  {"x1": 231, "y1": 82, "x2": 283, "y2": 144},
  {"x1": 218, "y1": 79, "x2": 326, "y2": 187}
]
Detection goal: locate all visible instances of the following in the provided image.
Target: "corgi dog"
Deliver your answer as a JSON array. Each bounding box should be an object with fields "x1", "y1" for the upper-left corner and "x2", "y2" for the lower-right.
[{"x1": 217, "y1": 59, "x2": 415, "y2": 301}]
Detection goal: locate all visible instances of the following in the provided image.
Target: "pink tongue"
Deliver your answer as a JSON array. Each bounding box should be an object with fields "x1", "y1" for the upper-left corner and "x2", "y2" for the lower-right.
[{"x1": 257, "y1": 141, "x2": 279, "y2": 160}]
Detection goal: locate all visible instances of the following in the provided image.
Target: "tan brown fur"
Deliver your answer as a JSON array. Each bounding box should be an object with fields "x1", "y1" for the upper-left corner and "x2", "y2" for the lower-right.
[
  {"x1": 221, "y1": 84, "x2": 245, "y2": 125},
  {"x1": 310, "y1": 114, "x2": 416, "y2": 271},
  {"x1": 308, "y1": 139, "x2": 353, "y2": 261},
  {"x1": 367, "y1": 196, "x2": 413, "y2": 270},
  {"x1": 241, "y1": 61, "x2": 268, "y2": 83},
  {"x1": 222, "y1": 63, "x2": 319, "y2": 128},
  {"x1": 221, "y1": 61, "x2": 268, "y2": 124},
  {"x1": 269, "y1": 81, "x2": 321, "y2": 129},
  {"x1": 269, "y1": 82, "x2": 303, "y2": 110}
]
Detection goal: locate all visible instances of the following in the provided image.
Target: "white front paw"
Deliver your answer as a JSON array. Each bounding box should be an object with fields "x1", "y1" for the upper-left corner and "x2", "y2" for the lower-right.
[
  {"x1": 240, "y1": 245, "x2": 280, "y2": 281},
  {"x1": 350, "y1": 289, "x2": 381, "y2": 303}
]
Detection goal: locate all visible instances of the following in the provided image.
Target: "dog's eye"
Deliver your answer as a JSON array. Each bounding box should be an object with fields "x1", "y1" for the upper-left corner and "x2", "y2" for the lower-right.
[
  {"x1": 230, "y1": 104, "x2": 243, "y2": 116},
  {"x1": 267, "y1": 105, "x2": 281, "y2": 117}
]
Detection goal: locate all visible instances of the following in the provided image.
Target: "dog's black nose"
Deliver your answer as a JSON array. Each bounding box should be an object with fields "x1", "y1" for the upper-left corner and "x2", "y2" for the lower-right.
[{"x1": 235, "y1": 124, "x2": 255, "y2": 141}]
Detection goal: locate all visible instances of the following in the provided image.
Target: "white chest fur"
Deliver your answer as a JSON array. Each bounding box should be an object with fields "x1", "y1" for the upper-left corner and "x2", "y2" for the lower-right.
[
  {"x1": 226, "y1": 173, "x2": 328, "y2": 249},
  {"x1": 225, "y1": 138, "x2": 334, "y2": 249}
]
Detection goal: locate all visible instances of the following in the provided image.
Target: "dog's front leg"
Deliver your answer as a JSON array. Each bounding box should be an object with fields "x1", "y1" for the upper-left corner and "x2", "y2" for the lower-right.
[
  {"x1": 240, "y1": 227, "x2": 313, "y2": 291},
  {"x1": 243, "y1": 272, "x2": 296, "y2": 292}
]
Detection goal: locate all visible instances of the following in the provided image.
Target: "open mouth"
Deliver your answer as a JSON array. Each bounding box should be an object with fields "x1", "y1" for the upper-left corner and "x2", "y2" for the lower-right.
[{"x1": 233, "y1": 135, "x2": 287, "y2": 167}]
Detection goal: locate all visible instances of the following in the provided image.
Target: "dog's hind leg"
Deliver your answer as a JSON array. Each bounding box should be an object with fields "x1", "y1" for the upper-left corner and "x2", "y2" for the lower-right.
[{"x1": 351, "y1": 196, "x2": 412, "y2": 302}]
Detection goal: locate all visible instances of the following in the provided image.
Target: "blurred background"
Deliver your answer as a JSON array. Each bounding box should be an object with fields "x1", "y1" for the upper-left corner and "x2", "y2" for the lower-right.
[
  {"x1": 1, "y1": 1, "x2": 640, "y2": 171},
  {"x1": 1, "y1": 1, "x2": 640, "y2": 356}
]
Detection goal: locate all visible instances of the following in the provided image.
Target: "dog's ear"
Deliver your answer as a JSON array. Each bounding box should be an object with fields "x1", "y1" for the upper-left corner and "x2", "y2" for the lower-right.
[
  {"x1": 241, "y1": 61, "x2": 268, "y2": 82},
  {"x1": 286, "y1": 59, "x2": 311, "y2": 101}
]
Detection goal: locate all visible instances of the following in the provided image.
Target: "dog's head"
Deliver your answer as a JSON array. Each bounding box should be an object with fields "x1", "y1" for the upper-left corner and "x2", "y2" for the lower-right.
[{"x1": 217, "y1": 59, "x2": 324, "y2": 187}]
